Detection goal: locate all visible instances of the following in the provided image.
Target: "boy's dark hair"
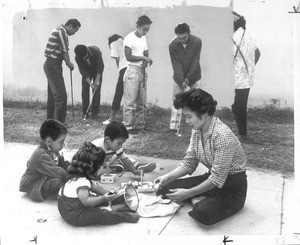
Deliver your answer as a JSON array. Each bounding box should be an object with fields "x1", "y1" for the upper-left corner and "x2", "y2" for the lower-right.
[
  {"x1": 104, "y1": 121, "x2": 129, "y2": 141},
  {"x1": 108, "y1": 34, "x2": 123, "y2": 48},
  {"x1": 40, "y1": 119, "x2": 68, "y2": 141},
  {"x1": 174, "y1": 88, "x2": 217, "y2": 117},
  {"x1": 233, "y1": 12, "x2": 246, "y2": 31},
  {"x1": 67, "y1": 142, "x2": 106, "y2": 180},
  {"x1": 175, "y1": 23, "x2": 190, "y2": 35},
  {"x1": 136, "y1": 15, "x2": 152, "y2": 26},
  {"x1": 65, "y1": 19, "x2": 81, "y2": 28},
  {"x1": 74, "y1": 45, "x2": 87, "y2": 59}
]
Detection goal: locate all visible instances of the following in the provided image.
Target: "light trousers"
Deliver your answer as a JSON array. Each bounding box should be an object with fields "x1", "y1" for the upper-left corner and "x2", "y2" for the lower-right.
[
  {"x1": 169, "y1": 80, "x2": 201, "y2": 130},
  {"x1": 123, "y1": 65, "x2": 147, "y2": 126}
]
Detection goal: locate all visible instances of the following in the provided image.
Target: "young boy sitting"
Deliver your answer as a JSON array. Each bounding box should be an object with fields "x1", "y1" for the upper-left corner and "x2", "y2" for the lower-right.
[
  {"x1": 19, "y1": 119, "x2": 69, "y2": 202},
  {"x1": 92, "y1": 121, "x2": 156, "y2": 175}
]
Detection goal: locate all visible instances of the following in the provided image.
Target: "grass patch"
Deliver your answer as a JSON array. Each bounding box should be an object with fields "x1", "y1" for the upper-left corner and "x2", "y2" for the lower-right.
[{"x1": 3, "y1": 99, "x2": 294, "y2": 174}]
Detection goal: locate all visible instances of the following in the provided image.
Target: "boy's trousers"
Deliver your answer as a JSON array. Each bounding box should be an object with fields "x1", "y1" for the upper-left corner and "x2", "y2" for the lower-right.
[{"x1": 123, "y1": 65, "x2": 147, "y2": 127}]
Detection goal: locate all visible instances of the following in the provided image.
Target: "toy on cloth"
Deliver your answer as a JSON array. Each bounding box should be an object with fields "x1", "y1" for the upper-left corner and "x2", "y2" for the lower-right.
[{"x1": 137, "y1": 193, "x2": 181, "y2": 218}]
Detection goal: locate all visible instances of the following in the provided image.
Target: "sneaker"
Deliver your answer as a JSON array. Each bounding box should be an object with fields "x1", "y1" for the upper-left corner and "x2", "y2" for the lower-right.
[
  {"x1": 166, "y1": 129, "x2": 177, "y2": 133},
  {"x1": 92, "y1": 114, "x2": 100, "y2": 120},
  {"x1": 103, "y1": 119, "x2": 111, "y2": 125},
  {"x1": 135, "y1": 162, "x2": 156, "y2": 172},
  {"x1": 125, "y1": 125, "x2": 134, "y2": 131},
  {"x1": 237, "y1": 134, "x2": 247, "y2": 142}
]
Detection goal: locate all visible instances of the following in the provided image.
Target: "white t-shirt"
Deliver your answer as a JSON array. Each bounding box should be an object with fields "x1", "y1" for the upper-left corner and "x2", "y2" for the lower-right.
[
  {"x1": 92, "y1": 138, "x2": 128, "y2": 162},
  {"x1": 110, "y1": 38, "x2": 127, "y2": 71},
  {"x1": 124, "y1": 31, "x2": 148, "y2": 67},
  {"x1": 59, "y1": 177, "x2": 91, "y2": 198}
]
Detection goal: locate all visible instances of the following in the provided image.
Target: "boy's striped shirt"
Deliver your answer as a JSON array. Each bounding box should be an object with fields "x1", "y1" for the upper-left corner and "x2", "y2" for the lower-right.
[{"x1": 44, "y1": 25, "x2": 69, "y2": 59}]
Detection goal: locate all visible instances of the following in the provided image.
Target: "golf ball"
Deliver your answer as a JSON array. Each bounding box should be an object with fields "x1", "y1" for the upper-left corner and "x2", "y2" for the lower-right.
[{"x1": 178, "y1": 134, "x2": 182, "y2": 137}]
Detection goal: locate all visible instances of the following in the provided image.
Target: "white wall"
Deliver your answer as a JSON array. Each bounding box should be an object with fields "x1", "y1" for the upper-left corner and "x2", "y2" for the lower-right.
[
  {"x1": 233, "y1": 0, "x2": 296, "y2": 108},
  {"x1": 2, "y1": 0, "x2": 296, "y2": 109}
]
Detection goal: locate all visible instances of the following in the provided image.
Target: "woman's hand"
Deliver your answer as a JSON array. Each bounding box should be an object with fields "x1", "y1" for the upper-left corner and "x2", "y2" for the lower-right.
[
  {"x1": 154, "y1": 175, "x2": 169, "y2": 190},
  {"x1": 166, "y1": 188, "x2": 191, "y2": 202}
]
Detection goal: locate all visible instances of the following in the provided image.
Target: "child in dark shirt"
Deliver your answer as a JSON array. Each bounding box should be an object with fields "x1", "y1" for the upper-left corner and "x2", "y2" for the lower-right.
[{"x1": 19, "y1": 119, "x2": 69, "y2": 202}]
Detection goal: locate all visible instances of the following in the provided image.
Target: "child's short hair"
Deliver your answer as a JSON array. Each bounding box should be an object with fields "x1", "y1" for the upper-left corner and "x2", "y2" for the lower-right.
[
  {"x1": 104, "y1": 121, "x2": 129, "y2": 141},
  {"x1": 67, "y1": 142, "x2": 106, "y2": 179},
  {"x1": 40, "y1": 119, "x2": 68, "y2": 141}
]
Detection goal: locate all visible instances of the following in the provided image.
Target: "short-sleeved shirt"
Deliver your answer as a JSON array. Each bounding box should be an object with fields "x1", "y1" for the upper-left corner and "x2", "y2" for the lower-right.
[
  {"x1": 180, "y1": 117, "x2": 247, "y2": 189},
  {"x1": 92, "y1": 138, "x2": 128, "y2": 164},
  {"x1": 124, "y1": 31, "x2": 148, "y2": 67},
  {"x1": 110, "y1": 38, "x2": 127, "y2": 71},
  {"x1": 59, "y1": 177, "x2": 91, "y2": 198},
  {"x1": 44, "y1": 24, "x2": 69, "y2": 60},
  {"x1": 233, "y1": 28, "x2": 258, "y2": 89}
]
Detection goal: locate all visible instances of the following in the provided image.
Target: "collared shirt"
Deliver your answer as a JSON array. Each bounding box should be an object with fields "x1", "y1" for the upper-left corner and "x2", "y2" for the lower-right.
[
  {"x1": 75, "y1": 45, "x2": 104, "y2": 79},
  {"x1": 233, "y1": 27, "x2": 258, "y2": 89},
  {"x1": 169, "y1": 34, "x2": 202, "y2": 86},
  {"x1": 110, "y1": 38, "x2": 127, "y2": 71},
  {"x1": 180, "y1": 117, "x2": 247, "y2": 189},
  {"x1": 44, "y1": 24, "x2": 69, "y2": 60}
]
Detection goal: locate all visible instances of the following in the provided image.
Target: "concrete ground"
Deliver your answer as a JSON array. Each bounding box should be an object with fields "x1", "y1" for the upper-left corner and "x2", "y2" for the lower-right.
[{"x1": 1, "y1": 142, "x2": 299, "y2": 244}]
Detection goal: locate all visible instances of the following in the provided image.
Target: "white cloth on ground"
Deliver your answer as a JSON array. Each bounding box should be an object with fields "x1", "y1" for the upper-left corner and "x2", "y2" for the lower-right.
[{"x1": 137, "y1": 193, "x2": 181, "y2": 218}]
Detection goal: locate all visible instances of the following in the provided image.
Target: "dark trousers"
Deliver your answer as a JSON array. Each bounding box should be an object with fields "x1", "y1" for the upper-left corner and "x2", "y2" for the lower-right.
[
  {"x1": 82, "y1": 74, "x2": 102, "y2": 116},
  {"x1": 232, "y1": 88, "x2": 250, "y2": 136},
  {"x1": 111, "y1": 67, "x2": 126, "y2": 111},
  {"x1": 44, "y1": 58, "x2": 67, "y2": 123},
  {"x1": 58, "y1": 191, "x2": 132, "y2": 226},
  {"x1": 157, "y1": 171, "x2": 247, "y2": 226}
]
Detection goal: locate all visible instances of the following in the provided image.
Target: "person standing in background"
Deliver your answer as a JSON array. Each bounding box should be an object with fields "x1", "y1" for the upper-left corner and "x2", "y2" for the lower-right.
[
  {"x1": 123, "y1": 15, "x2": 153, "y2": 131},
  {"x1": 168, "y1": 23, "x2": 202, "y2": 133},
  {"x1": 103, "y1": 34, "x2": 127, "y2": 125},
  {"x1": 44, "y1": 19, "x2": 81, "y2": 125},
  {"x1": 232, "y1": 12, "x2": 261, "y2": 141},
  {"x1": 74, "y1": 44, "x2": 104, "y2": 120}
]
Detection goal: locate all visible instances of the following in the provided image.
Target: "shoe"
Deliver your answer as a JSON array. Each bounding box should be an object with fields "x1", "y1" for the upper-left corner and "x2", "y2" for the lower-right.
[
  {"x1": 92, "y1": 114, "x2": 100, "y2": 120},
  {"x1": 135, "y1": 162, "x2": 156, "y2": 172},
  {"x1": 122, "y1": 212, "x2": 140, "y2": 223},
  {"x1": 125, "y1": 125, "x2": 134, "y2": 131},
  {"x1": 166, "y1": 129, "x2": 177, "y2": 133},
  {"x1": 237, "y1": 134, "x2": 247, "y2": 142},
  {"x1": 103, "y1": 119, "x2": 111, "y2": 125}
]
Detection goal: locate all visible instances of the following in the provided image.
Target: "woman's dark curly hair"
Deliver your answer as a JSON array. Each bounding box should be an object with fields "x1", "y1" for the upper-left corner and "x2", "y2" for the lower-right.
[
  {"x1": 174, "y1": 88, "x2": 217, "y2": 118},
  {"x1": 67, "y1": 142, "x2": 106, "y2": 180}
]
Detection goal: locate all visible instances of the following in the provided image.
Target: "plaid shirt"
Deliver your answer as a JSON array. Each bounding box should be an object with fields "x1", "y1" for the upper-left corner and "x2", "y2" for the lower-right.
[
  {"x1": 44, "y1": 24, "x2": 69, "y2": 60},
  {"x1": 180, "y1": 117, "x2": 247, "y2": 188}
]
